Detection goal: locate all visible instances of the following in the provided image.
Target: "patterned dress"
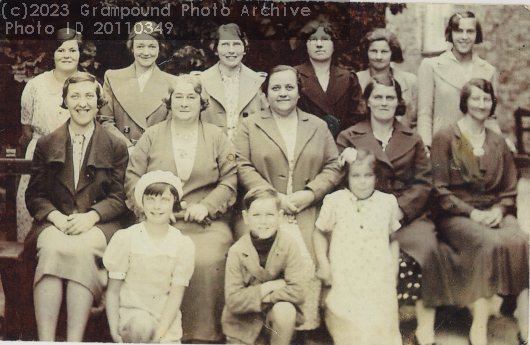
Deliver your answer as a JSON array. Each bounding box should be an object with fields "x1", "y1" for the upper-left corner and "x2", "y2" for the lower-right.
[
  {"x1": 16, "y1": 71, "x2": 71, "y2": 242},
  {"x1": 315, "y1": 189, "x2": 402, "y2": 345}
]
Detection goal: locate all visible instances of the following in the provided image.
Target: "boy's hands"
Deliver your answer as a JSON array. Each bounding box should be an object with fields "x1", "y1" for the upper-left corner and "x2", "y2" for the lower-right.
[{"x1": 260, "y1": 279, "x2": 287, "y2": 300}]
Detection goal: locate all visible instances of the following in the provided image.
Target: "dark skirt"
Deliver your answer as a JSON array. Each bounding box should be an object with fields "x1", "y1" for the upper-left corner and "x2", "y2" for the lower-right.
[
  {"x1": 393, "y1": 215, "x2": 453, "y2": 307},
  {"x1": 437, "y1": 215, "x2": 529, "y2": 307},
  {"x1": 174, "y1": 219, "x2": 233, "y2": 343}
]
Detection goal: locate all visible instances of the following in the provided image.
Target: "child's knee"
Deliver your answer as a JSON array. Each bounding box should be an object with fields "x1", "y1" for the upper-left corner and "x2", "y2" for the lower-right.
[
  {"x1": 122, "y1": 314, "x2": 157, "y2": 343},
  {"x1": 270, "y1": 302, "x2": 297, "y2": 327}
]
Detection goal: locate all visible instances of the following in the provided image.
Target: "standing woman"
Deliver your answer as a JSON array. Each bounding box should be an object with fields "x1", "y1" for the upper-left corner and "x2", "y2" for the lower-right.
[
  {"x1": 295, "y1": 19, "x2": 365, "y2": 136},
  {"x1": 337, "y1": 75, "x2": 451, "y2": 345},
  {"x1": 199, "y1": 23, "x2": 266, "y2": 142},
  {"x1": 235, "y1": 65, "x2": 342, "y2": 332},
  {"x1": 17, "y1": 28, "x2": 83, "y2": 242},
  {"x1": 431, "y1": 79, "x2": 528, "y2": 345},
  {"x1": 126, "y1": 74, "x2": 237, "y2": 343},
  {"x1": 99, "y1": 21, "x2": 175, "y2": 149},
  {"x1": 417, "y1": 11, "x2": 500, "y2": 149},
  {"x1": 357, "y1": 28, "x2": 418, "y2": 129}
]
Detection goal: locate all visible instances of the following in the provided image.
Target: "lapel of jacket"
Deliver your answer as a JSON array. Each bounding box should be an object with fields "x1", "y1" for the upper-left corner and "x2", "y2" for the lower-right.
[
  {"x1": 76, "y1": 122, "x2": 115, "y2": 193},
  {"x1": 180, "y1": 120, "x2": 206, "y2": 195},
  {"x1": 392, "y1": 69, "x2": 410, "y2": 94},
  {"x1": 255, "y1": 109, "x2": 289, "y2": 161},
  {"x1": 356, "y1": 69, "x2": 371, "y2": 91},
  {"x1": 48, "y1": 122, "x2": 76, "y2": 196},
  {"x1": 384, "y1": 120, "x2": 417, "y2": 164},
  {"x1": 432, "y1": 50, "x2": 489, "y2": 91},
  {"x1": 237, "y1": 64, "x2": 264, "y2": 114},
  {"x1": 292, "y1": 110, "x2": 318, "y2": 168},
  {"x1": 346, "y1": 121, "x2": 394, "y2": 168},
  {"x1": 240, "y1": 236, "x2": 272, "y2": 283},
  {"x1": 201, "y1": 63, "x2": 228, "y2": 111},
  {"x1": 109, "y1": 64, "x2": 168, "y2": 129},
  {"x1": 298, "y1": 62, "x2": 334, "y2": 115},
  {"x1": 325, "y1": 66, "x2": 350, "y2": 106}
]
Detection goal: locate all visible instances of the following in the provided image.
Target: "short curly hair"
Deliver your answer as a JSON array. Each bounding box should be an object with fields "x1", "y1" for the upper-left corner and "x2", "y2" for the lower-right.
[
  {"x1": 163, "y1": 74, "x2": 209, "y2": 112},
  {"x1": 359, "y1": 28, "x2": 404, "y2": 64}
]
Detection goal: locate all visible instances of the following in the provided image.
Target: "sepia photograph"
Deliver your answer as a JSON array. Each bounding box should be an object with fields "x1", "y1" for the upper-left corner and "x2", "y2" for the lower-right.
[{"x1": 0, "y1": 0, "x2": 529, "y2": 344}]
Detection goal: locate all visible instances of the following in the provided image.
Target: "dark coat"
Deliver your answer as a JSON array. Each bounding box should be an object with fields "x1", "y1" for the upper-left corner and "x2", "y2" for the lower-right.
[
  {"x1": 25, "y1": 120, "x2": 128, "y2": 245},
  {"x1": 295, "y1": 62, "x2": 366, "y2": 136},
  {"x1": 337, "y1": 120, "x2": 432, "y2": 222},
  {"x1": 336, "y1": 121, "x2": 453, "y2": 307}
]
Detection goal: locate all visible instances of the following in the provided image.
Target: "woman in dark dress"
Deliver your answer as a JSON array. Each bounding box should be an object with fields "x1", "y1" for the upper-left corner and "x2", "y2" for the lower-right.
[
  {"x1": 295, "y1": 19, "x2": 365, "y2": 137},
  {"x1": 337, "y1": 75, "x2": 451, "y2": 345},
  {"x1": 431, "y1": 78, "x2": 528, "y2": 345}
]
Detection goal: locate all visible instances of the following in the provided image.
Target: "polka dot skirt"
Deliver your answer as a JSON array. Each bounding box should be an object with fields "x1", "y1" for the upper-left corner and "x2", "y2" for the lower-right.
[{"x1": 397, "y1": 250, "x2": 422, "y2": 306}]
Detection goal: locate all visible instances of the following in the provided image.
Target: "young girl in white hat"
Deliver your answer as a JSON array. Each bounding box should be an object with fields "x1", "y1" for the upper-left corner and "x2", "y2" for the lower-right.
[{"x1": 104, "y1": 170, "x2": 195, "y2": 343}]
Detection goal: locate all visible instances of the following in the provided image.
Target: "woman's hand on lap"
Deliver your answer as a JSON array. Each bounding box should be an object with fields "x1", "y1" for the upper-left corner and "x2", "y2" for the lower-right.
[
  {"x1": 64, "y1": 211, "x2": 100, "y2": 235},
  {"x1": 484, "y1": 207, "x2": 503, "y2": 228},
  {"x1": 47, "y1": 210, "x2": 71, "y2": 232},
  {"x1": 288, "y1": 190, "x2": 315, "y2": 213},
  {"x1": 184, "y1": 204, "x2": 209, "y2": 223},
  {"x1": 279, "y1": 193, "x2": 298, "y2": 215}
]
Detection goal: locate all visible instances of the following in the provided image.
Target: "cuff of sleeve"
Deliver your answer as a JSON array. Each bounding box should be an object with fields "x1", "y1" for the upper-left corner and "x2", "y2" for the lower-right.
[{"x1": 109, "y1": 272, "x2": 126, "y2": 280}]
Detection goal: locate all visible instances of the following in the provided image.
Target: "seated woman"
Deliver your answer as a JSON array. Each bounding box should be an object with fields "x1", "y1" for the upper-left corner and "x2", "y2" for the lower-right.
[
  {"x1": 24, "y1": 72, "x2": 128, "y2": 341},
  {"x1": 235, "y1": 65, "x2": 342, "y2": 333},
  {"x1": 99, "y1": 21, "x2": 175, "y2": 150},
  {"x1": 125, "y1": 74, "x2": 237, "y2": 343},
  {"x1": 295, "y1": 19, "x2": 365, "y2": 136},
  {"x1": 357, "y1": 28, "x2": 418, "y2": 129},
  {"x1": 17, "y1": 28, "x2": 84, "y2": 243},
  {"x1": 336, "y1": 75, "x2": 451, "y2": 345},
  {"x1": 199, "y1": 23, "x2": 266, "y2": 142},
  {"x1": 431, "y1": 78, "x2": 528, "y2": 345}
]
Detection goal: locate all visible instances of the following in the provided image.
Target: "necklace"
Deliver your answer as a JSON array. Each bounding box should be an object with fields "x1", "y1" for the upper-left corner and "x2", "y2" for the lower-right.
[{"x1": 173, "y1": 129, "x2": 197, "y2": 141}]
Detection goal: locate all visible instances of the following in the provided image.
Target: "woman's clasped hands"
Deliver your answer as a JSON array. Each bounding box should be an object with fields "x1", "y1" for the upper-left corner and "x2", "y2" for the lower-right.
[
  {"x1": 279, "y1": 190, "x2": 315, "y2": 215},
  {"x1": 470, "y1": 207, "x2": 503, "y2": 228},
  {"x1": 47, "y1": 210, "x2": 101, "y2": 235}
]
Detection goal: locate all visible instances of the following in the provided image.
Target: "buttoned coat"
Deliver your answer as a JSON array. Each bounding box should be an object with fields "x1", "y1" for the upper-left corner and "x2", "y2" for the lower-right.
[
  {"x1": 234, "y1": 108, "x2": 342, "y2": 260},
  {"x1": 125, "y1": 118, "x2": 237, "y2": 219},
  {"x1": 337, "y1": 121, "x2": 452, "y2": 307},
  {"x1": 417, "y1": 50, "x2": 498, "y2": 147},
  {"x1": 356, "y1": 68, "x2": 418, "y2": 129},
  {"x1": 222, "y1": 231, "x2": 305, "y2": 345},
  {"x1": 25, "y1": 120, "x2": 129, "y2": 246},
  {"x1": 295, "y1": 62, "x2": 365, "y2": 136},
  {"x1": 99, "y1": 64, "x2": 175, "y2": 147},
  {"x1": 199, "y1": 63, "x2": 266, "y2": 132}
]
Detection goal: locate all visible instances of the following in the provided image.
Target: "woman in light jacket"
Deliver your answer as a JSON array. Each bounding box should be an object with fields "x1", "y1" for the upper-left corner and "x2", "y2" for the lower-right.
[
  {"x1": 417, "y1": 11, "x2": 500, "y2": 149},
  {"x1": 199, "y1": 23, "x2": 266, "y2": 142},
  {"x1": 99, "y1": 21, "x2": 175, "y2": 149}
]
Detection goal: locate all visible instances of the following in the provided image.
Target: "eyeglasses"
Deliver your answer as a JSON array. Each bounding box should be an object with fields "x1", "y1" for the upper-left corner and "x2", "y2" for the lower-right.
[{"x1": 308, "y1": 37, "x2": 332, "y2": 45}]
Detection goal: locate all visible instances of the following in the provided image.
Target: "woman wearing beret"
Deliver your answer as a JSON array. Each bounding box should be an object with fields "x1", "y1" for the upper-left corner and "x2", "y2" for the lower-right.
[{"x1": 199, "y1": 23, "x2": 266, "y2": 142}]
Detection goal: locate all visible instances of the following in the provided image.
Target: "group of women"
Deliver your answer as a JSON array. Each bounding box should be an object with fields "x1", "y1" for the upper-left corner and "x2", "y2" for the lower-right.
[{"x1": 17, "y1": 12, "x2": 528, "y2": 345}]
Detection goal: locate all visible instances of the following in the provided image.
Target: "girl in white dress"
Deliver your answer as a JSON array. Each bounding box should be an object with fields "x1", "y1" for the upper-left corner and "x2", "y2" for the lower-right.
[
  {"x1": 313, "y1": 148, "x2": 402, "y2": 345},
  {"x1": 16, "y1": 28, "x2": 82, "y2": 242},
  {"x1": 104, "y1": 171, "x2": 195, "y2": 343}
]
